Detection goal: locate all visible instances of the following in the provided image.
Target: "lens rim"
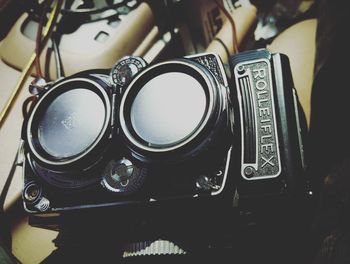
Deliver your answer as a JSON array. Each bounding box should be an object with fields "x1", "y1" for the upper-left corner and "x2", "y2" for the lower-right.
[
  {"x1": 27, "y1": 77, "x2": 111, "y2": 167},
  {"x1": 119, "y1": 60, "x2": 219, "y2": 153}
]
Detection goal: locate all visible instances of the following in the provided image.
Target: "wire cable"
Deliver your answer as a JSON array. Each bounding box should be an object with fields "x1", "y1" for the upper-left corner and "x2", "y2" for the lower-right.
[
  {"x1": 52, "y1": 34, "x2": 65, "y2": 79},
  {"x1": 34, "y1": 0, "x2": 51, "y2": 79},
  {"x1": 214, "y1": 0, "x2": 239, "y2": 54},
  {"x1": 0, "y1": 0, "x2": 63, "y2": 128},
  {"x1": 60, "y1": 1, "x2": 131, "y2": 15},
  {"x1": 213, "y1": 37, "x2": 230, "y2": 60}
]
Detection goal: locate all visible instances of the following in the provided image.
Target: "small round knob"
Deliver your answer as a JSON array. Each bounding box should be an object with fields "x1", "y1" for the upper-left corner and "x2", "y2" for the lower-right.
[
  {"x1": 23, "y1": 182, "x2": 41, "y2": 202},
  {"x1": 102, "y1": 158, "x2": 146, "y2": 194},
  {"x1": 110, "y1": 56, "x2": 147, "y2": 88},
  {"x1": 244, "y1": 166, "x2": 255, "y2": 178}
]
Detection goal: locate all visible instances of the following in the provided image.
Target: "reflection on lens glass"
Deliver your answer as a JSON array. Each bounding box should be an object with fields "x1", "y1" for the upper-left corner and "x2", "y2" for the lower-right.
[
  {"x1": 130, "y1": 72, "x2": 207, "y2": 146},
  {"x1": 37, "y1": 88, "x2": 105, "y2": 158}
]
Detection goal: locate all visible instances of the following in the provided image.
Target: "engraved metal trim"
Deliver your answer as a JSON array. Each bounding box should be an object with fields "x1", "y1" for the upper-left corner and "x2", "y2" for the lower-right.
[
  {"x1": 27, "y1": 77, "x2": 111, "y2": 166},
  {"x1": 234, "y1": 58, "x2": 281, "y2": 180},
  {"x1": 186, "y1": 52, "x2": 228, "y2": 87},
  {"x1": 119, "y1": 60, "x2": 215, "y2": 153}
]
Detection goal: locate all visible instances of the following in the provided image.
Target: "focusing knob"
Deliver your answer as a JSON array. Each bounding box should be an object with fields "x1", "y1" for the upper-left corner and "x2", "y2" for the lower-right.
[
  {"x1": 110, "y1": 56, "x2": 147, "y2": 89},
  {"x1": 102, "y1": 158, "x2": 146, "y2": 194},
  {"x1": 122, "y1": 239, "x2": 187, "y2": 257}
]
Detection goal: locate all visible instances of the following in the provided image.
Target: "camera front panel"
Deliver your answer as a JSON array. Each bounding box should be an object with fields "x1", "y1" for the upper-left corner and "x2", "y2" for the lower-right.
[{"x1": 22, "y1": 54, "x2": 234, "y2": 213}]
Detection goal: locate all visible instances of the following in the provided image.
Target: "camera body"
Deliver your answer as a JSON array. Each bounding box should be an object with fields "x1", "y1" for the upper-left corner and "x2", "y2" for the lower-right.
[
  {"x1": 21, "y1": 53, "x2": 233, "y2": 213},
  {"x1": 21, "y1": 49, "x2": 306, "y2": 218}
]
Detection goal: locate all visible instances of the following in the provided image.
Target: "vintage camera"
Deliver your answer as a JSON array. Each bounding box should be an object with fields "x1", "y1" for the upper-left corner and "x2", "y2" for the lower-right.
[
  {"x1": 20, "y1": 49, "x2": 307, "y2": 218},
  {"x1": 21, "y1": 53, "x2": 233, "y2": 213}
]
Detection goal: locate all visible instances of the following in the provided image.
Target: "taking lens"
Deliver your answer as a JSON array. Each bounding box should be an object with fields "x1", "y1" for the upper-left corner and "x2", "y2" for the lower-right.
[
  {"x1": 27, "y1": 78, "x2": 111, "y2": 167},
  {"x1": 37, "y1": 88, "x2": 106, "y2": 158}
]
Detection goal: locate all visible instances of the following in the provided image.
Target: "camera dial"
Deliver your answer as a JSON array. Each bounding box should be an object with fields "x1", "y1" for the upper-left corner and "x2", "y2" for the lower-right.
[
  {"x1": 110, "y1": 56, "x2": 147, "y2": 89},
  {"x1": 102, "y1": 158, "x2": 147, "y2": 194}
]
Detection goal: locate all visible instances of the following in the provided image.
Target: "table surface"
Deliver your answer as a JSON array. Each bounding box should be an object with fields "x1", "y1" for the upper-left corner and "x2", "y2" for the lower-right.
[{"x1": 0, "y1": 56, "x2": 32, "y2": 210}]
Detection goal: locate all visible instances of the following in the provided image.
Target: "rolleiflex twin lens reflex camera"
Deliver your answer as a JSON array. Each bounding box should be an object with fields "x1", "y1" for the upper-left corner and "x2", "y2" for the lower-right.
[{"x1": 20, "y1": 49, "x2": 307, "y2": 217}]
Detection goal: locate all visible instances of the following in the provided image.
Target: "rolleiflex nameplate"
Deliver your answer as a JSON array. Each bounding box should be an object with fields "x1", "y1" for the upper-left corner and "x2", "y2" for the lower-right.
[
  {"x1": 230, "y1": 49, "x2": 307, "y2": 201},
  {"x1": 233, "y1": 57, "x2": 281, "y2": 180}
]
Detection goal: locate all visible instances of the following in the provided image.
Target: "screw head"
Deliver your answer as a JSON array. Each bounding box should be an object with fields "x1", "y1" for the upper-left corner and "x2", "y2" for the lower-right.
[
  {"x1": 244, "y1": 166, "x2": 254, "y2": 178},
  {"x1": 24, "y1": 182, "x2": 41, "y2": 202},
  {"x1": 237, "y1": 65, "x2": 245, "y2": 74},
  {"x1": 196, "y1": 175, "x2": 211, "y2": 191}
]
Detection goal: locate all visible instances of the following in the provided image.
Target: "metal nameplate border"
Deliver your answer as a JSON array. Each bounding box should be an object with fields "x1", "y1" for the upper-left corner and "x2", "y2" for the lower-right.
[{"x1": 234, "y1": 58, "x2": 281, "y2": 180}]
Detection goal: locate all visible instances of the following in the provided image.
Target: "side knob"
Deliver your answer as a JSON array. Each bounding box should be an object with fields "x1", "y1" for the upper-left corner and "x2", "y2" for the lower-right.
[
  {"x1": 102, "y1": 158, "x2": 146, "y2": 194},
  {"x1": 110, "y1": 56, "x2": 147, "y2": 89}
]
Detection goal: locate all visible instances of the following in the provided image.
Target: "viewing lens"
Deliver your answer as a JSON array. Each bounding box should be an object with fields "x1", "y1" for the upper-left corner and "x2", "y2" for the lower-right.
[{"x1": 130, "y1": 72, "x2": 207, "y2": 146}]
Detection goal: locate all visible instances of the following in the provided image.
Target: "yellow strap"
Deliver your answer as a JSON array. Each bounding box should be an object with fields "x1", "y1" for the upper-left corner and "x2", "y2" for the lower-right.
[{"x1": 0, "y1": 0, "x2": 61, "y2": 128}]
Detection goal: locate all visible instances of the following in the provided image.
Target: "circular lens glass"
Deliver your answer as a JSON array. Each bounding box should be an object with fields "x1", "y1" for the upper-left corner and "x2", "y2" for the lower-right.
[
  {"x1": 130, "y1": 72, "x2": 207, "y2": 146},
  {"x1": 37, "y1": 88, "x2": 106, "y2": 158}
]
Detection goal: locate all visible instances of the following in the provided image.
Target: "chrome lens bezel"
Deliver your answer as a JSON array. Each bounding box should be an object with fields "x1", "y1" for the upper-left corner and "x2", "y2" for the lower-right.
[
  {"x1": 119, "y1": 60, "x2": 218, "y2": 153},
  {"x1": 27, "y1": 77, "x2": 111, "y2": 167}
]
